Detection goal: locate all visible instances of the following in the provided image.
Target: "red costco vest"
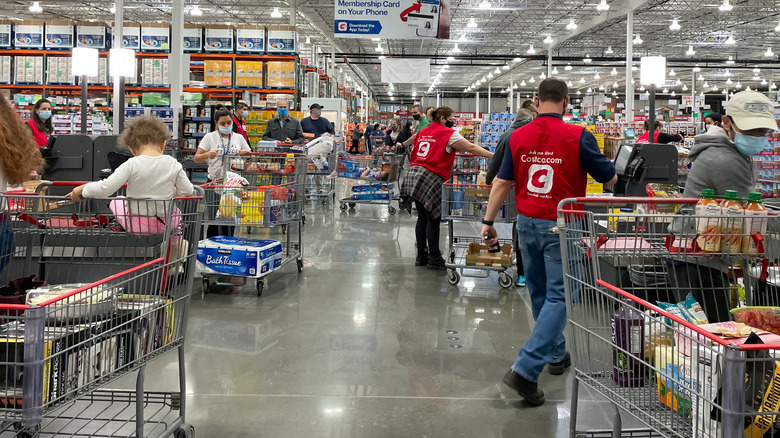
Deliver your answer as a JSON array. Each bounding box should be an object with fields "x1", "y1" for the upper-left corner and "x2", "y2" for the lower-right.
[
  {"x1": 636, "y1": 130, "x2": 660, "y2": 144},
  {"x1": 410, "y1": 122, "x2": 458, "y2": 180},
  {"x1": 232, "y1": 115, "x2": 248, "y2": 143},
  {"x1": 510, "y1": 115, "x2": 587, "y2": 221},
  {"x1": 26, "y1": 120, "x2": 48, "y2": 147}
]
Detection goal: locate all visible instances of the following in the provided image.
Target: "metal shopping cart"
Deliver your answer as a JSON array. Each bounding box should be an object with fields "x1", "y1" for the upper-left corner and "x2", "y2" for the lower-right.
[
  {"x1": 336, "y1": 152, "x2": 403, "y2": 215},
  {"x1": 199, "y1": 153, "x2": 305, "y2": 296},
  {"x1": 441, "y1": 181, "x2": 517, "y2": 288},
  {"x1": 305, "y1": 154, "x2": 336, "y2": 207},
  {"x1": 558, "y1": 196, "x2": 780, "y2": 438},
  {"x1": 0, "y1": 188, "x2": 203, "y2": 437}
]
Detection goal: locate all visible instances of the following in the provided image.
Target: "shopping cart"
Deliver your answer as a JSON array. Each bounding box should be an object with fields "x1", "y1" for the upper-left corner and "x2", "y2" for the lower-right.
[
  {"x1": 199, "y1": 153, "x2": 305, "y2": 296},
  {"x1": 558, "y1": 196, "x2": 780, "y2": 438},
  {"x1": 305, "y1": 153, "x2": 336, "y2": 206},
  {"x1": 0, "y1": 188, "x2": 203, "y2": 437},
  {"x1": 451, "y1": 154, "x2": 487, "y2": 185},
  {"x1": 336, "y1": 152, "x2": 403, "y2": 215},
  {"x1": 441, "y1": 181, "x2": 517, "y2": 288}
]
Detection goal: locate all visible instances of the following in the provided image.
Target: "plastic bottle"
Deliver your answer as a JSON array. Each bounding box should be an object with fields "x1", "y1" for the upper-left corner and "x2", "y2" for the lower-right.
[
  {"x1": 720, "y1": 190, "x2": 744, "y2": 254},
  {"x1": 695, "y1": 189, "x2": 722, "y2": 253},
  {"x1": 741, "y1": 192, "x2": 767, "y2": 255},
  {"x1": 612, "y1": 300, "x2": 645, "y2": 387}
]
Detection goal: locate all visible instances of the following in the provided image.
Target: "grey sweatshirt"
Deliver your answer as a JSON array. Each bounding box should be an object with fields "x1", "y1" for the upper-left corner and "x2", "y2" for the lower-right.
[
  {"x1": 682, "y1": 125, "x2": 754, "y2": 200},
  {"x1": 485, "y1": 115, "x2": 533, "y2": 185}
]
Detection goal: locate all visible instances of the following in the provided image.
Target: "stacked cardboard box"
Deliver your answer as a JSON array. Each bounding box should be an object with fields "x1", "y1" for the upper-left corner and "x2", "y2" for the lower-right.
[
  {"x1": 0, "y1": 56, "x2": 11, "y2": 84},
  {"x1": 141, "y1": 59, "x2": 169, "y2": 86},
  {"x1": 14, "y1": 56, "x2": 44, "y2": 84},
  {"x1": 204, "y1": 60, "x2": 232, "y2": 87},
  {"x1": 235, "y1": 61, "x2": 264, "y2": 87},
  {"x1": 87, "y1": 57, "x2": 107, "y2": 85},
  {"x1": 46, "y1": 57, "x2": 74, "y2": 85},
  {"x1": 266, "y1": 61, "x2": 294, "y2": 88}
]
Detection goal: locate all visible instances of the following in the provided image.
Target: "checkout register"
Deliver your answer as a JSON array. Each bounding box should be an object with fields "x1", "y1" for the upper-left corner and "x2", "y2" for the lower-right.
[{"x1": 611, "y1": 141, "x2": 678, "y2": 196}]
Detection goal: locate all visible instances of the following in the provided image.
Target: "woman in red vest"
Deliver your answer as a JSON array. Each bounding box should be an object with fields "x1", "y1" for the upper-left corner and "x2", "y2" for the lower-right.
[
  {"x1": 26, "y1": 99, "x2": 53, "y2": 147},
  {"x1": 636, "y1": 119, "x2": 683, "y2": 144},
  {"x1": 400, "y1": 106, "x2": 493, "y2": 269}
]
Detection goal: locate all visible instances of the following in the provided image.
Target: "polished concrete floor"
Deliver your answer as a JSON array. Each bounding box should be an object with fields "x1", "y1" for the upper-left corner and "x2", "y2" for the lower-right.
[{"x1": 107, "y1": 201, "x2": 648, "y2": 438}]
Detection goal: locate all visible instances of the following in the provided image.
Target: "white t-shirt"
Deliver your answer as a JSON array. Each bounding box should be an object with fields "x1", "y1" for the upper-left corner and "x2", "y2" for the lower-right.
[
  {"x1": 82, "y1": 155, "x2": 194, "y2": 216},
  {"x1": 445, "y1": 131, "x2": 463, "y2": 153},
  {"x1": 198, "y1": 131, "x2": 251, "y2": 180}
]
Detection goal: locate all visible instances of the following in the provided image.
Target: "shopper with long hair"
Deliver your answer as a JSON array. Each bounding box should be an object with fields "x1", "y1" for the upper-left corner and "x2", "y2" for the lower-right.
[
  {"x1": 400, "y1": 106, "x2": 492, "y2": 269},
  {"x1": 0, "y1": 95, "x2": 43, "y2": 192},
  {"x1": 27, "y1": 98, "x2": 54, "y2": 147}
]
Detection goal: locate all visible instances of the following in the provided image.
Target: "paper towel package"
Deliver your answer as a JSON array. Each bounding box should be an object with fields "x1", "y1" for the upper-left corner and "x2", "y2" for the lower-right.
[{"x1": 197, "y1": 236, "x2": 283, "y2": 278}]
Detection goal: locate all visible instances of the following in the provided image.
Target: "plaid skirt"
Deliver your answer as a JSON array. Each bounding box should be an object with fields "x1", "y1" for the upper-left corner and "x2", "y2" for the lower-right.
[{"x1": 400, "y1": 165, "x2": 444, "y2": 219}]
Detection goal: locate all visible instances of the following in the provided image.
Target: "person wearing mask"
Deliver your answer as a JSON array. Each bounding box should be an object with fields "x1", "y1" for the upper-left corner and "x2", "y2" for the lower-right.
[
  {"x1": 481, "y1": 79, "x2": 616, "y2": 406},
  {"x1": 668, "y1": 91, "x2": 778, "y2": 322},
  {"x1": 363, "y1": 122, "x2": 375, "y2": 155},
  {"x1": 401, "y1": 107, "x2": 493, "y2": 270},
  {"x1": 350, "y1": 124, "x2": 362, "y2": 154},
  {"x1": 704, "y1": 113, "x2": 722, "y2": 130},
  {"x1": 485, "y1": 100, "x2": 538, "y2": 288},
  {"x1": 402, "y1": 105, "x2": 434, "y2": 149},
  {"x1": 300, "y1": 103, "x2": 335, "y2": 138},
  {"x1": 262, "y1": 99, "x2": 305, "y2": 144},
  {"x1": 27, "y1": 98, "x2": 54, "y2": 147},
  {"x1": 637, "y1": 120, "x2": 684, "y2": 144},
  {"x1": 385, "y1": 118, "x2": 408, "y2": 151},
  {"x1": 231, "y1": 102, "x2": 249, "y2": 143}
]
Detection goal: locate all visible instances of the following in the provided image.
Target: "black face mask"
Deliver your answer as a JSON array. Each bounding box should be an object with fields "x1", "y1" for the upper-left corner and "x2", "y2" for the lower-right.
[
  {"x1": 412, "y1": 114, "x2": 421, "y2": 121},
  {"x1": 444, "y1": 120, "x2": 455, "y2": 128}
]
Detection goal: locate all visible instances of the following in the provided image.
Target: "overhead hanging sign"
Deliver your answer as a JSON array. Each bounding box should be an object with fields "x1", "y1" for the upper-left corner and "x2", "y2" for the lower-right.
[
  {"x1": 380, "y1": 58, "x2": 430, "y2": 83},
  {"x1": 681, "y1": 95, "x2": 693, "y2": 107},
  {"x1": 334, "y1": 0, "x2": 450, "y2": 40}
]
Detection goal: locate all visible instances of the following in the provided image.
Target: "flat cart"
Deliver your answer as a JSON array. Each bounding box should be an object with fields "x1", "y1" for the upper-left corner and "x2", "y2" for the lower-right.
[
  {"x1": 336, "y1": 152, "x2": 403, "y2": 215},
  {"x1": 558, "y1": 196, "x2": 780, "y2": 438},
  {"x1": 199, "y1": 153, "x2": 305, "y2": 296},
  {"x1": 0, "y1": 189, "x2": 203, "y2": 438},
  {"x1": 441, "y1": 180, "x2": 517, "y2": 288}
]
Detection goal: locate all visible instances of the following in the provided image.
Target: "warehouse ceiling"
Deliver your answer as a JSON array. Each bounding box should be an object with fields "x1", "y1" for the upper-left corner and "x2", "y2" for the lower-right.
[{"x1": 2, "y1": 0, "x2": 780, "y2": 101}]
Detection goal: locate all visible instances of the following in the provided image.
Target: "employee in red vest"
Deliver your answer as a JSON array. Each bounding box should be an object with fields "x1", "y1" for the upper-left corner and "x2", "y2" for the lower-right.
[
  {"x1": 636, "y1": 119, "x2": 684, "y2": 144},
  {"x1": 26, "y1": 98, "x2": 53, "y2": 147},
  {"x1": 231, "y1": 102, "x2": 249, "y2": 143},
  {"x1": 400, "y1": 106, "x2": 492, "y2": 270},
  {"x1": 481, "y1": 79, "x2": 617, "y2": 406}
]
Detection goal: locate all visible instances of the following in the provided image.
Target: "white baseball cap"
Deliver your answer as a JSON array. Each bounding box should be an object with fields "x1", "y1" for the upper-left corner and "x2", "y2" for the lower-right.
[{"x1": 726, "y1": 91, "x2": 778, "y2": 132}]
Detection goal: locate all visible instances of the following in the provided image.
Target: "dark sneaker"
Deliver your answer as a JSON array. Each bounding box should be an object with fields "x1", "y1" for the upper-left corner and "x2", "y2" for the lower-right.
[
  {"x1": 427, "y1": 256, "x2": 446, "y2": 270},
  {"x1": 415, "y1": 248, "x2": 429, "y2": 266},
  {"x1": 547, "y1": 352, "x2": 571, "y2": 376},
  {"x1": 502, "y1": 369, "x2": 545, "y2": 406}
]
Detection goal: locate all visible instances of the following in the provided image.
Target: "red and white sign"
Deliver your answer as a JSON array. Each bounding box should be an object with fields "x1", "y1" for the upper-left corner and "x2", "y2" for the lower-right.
[{"x1": 395, "y1": 110, "x2": 410, "y2": 116}]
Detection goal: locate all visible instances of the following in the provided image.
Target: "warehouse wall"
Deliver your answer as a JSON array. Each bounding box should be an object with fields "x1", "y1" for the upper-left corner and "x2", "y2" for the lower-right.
[{"x1": 421, "y1": 96, "x2": 515, "y2": 113}]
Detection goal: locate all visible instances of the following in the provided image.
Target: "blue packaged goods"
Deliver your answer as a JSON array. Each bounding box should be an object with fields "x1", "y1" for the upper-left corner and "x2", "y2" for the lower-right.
[{"x1": 197, "y1": 236, "x2": 283, "y2": 278}]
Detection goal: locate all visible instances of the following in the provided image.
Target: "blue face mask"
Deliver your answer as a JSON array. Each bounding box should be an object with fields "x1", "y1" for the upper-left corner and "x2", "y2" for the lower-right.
[
  {"x1": 219, "y1": 125, "x2": 232, "y2": 135},
  {"x1": 39, "y1": 110, "x2": 51, "y2": 120},
  {"x1": 733, "y1": 131, "x2": 769, "y2": 156},
  {"x1": 242, "y1": 110, "x2": 248, "y2": 118},
  {"x1": 278, "y1": 108, "x2": 289, "y2": 117}
]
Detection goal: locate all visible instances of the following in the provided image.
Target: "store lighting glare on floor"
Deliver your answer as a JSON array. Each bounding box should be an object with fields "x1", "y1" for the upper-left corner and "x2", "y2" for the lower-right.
[
  {"x1": 686, "y1": 46, "x2": 696, "y2": 56},
  {"x1": 719, "y1": 0, "x2": 733, "y2": 11},
  {"x1": 566, "y1": 19, "x2": 577, "y2": 30},
  {"x1": 596, "y1": 0, "x2": 610, "y2": 11},
  {"x1": 29, "y1": 1, "x2": 42, "y2": 13},
  {"x1": 467, "y1": 18, "x2": 477, "y2": 28},
  {"x1": 764, "y1": 47, "x2": 775, "y2": 57},
  {"x1": 670, "y1": 19, "x2": 681, "y2": 31},
  {"x1": 271, "y1": 7, "x2": 283, "y2": 18},
  {"x1": 527, "y1": 45, "x2": 536, "y2": 54},
  {"x1": 544, "y1": 34, "x2": 554, "y2": 44}
]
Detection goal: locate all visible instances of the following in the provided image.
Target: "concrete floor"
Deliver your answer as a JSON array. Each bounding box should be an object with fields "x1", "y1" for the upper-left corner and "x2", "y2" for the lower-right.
[{"x1": 105, "y1": 201, "x2": 649, "y2": 438}]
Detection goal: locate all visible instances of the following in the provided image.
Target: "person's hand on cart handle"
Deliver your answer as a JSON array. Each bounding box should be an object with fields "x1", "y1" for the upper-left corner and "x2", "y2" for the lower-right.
[
  {"x1": 239, "y1": 150, "x2": 250, "y2": 156},
  {"x1": 66, "y1": 184, "x2": 86, "y2": 202},
  {"x1": 481, "y1": 224, "x2": 499, "y2": 246},
  {"x1": 207, "y1": 149, "x2": 218, "y2": 159}
]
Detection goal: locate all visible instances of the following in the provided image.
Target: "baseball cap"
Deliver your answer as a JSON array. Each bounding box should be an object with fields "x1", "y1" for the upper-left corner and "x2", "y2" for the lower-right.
[
  {"x1": 726, "y1": 91, "x2": 778, "y2": 132},
  {"x1": 309, "y1": 103, "x2": 324, "y2": 110}
]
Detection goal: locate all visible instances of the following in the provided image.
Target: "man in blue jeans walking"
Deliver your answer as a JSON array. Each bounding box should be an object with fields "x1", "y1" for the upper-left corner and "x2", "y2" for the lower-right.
[{"x1": 481, "y1": 79, "x2": 616, "y2": 406}]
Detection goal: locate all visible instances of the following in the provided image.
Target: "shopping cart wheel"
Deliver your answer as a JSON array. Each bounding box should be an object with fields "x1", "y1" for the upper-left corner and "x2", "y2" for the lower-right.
[
  {"x1": 348, "y1": 202, "x2": 356, "y2": 209},
  {"x1": 257, "y1": 279, "x2": 264, "y2": 296},
  {"x1": 498, "y1": 273, "x2": 513, "y2": 289},
  {"x1": 339, "y1": 203, "x2": 348, "y2": 212},
  {"x1": 173, "y1": 424, "x2": 195, "y2": 438},
  {"x1": 388, "y1": 206, "x2": 397, "y2": 215},
  {"x1": 297, "y1": 258, "x2": 303, "y2": 272},
  {"x1": 447, "y1": 269, "x2": 460, "y2": 285}
]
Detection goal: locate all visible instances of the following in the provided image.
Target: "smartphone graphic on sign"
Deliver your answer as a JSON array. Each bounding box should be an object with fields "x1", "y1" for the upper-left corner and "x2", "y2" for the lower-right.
[{"x1": 410, "y1": 0, "x2": 440, "y2": 37}]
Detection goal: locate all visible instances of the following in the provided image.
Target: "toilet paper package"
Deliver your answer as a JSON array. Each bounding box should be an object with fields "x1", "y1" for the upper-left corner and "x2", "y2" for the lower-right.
[{"x1": 197, "y1": 236, "x2": 283, "y2": 278}]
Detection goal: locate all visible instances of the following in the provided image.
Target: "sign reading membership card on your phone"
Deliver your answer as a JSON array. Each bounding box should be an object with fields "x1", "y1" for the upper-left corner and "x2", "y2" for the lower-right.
[{"x1": 334, "y1": 0, "x2": 450, "y2": 40}]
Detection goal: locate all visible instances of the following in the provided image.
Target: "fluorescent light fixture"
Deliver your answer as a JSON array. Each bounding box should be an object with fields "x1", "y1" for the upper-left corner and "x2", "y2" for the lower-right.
[
  {"x1": 703, "y1": 81, "x2": 709, "y2": 87},
  {"x1": 612, "y1": 90, "x2": 618, "y2": 96},
  {"x1": 29, "y1": 2, "x2": 42, "y2": 13},
  {"x1": 693, "y1": 65, "x2": 701, "y2": 72},
  {"x1": 479, "y1": 0, "x2": 491, "y2": 8},
  {"x1": 552, "y1": 67, "x2": 559, "y2": 74},
  {"x1": 746, "y1": 85, "x2": 752, "y2": 91},
  {"x1": 576, "y1": 90, "x2": 581, "y2": 95},
  {"x1": 753, "y1": 67, "x2": 761, "y2": 73},
  {"x1": 670, "y1": 19, "x2": 681, "y2": 31},
  {"x1": 612, "y1": 81, "x2": 619, "y2": 88},
  {"x1": 724, "y1": 35, "x2": 736, "y2": 45},
  {"x1": 605, "y1": 46, "x2": 614, "y2": 54},
  {"x1": 775, "y1": 21, "x2": 780, "y2": 32},
  {"x1": 640, "y1": 56, "x2": 666, "y2": 85},
  {"x1": 190, "y1": 4, "x2": 202, "y2": 15},
  {"x1": 645, "y1": 90, "x2": 650, "y2": 96},
  {"x1": 109, "y1": 48, "x2": 135, "y2": 77},
  {"x1": 594, "y1": 72, "x2": 601, "y2": 79},
  {"x1": 726, "y1": 55, "x2": 734, "y2": 64},
  {"x1": 521, "y1": 80, "x2": 527, "y2": 86},
  {"x1": 467, "y1": 18, "x2": 477, "y2": 28},
  {"x1": 527, "y1": 45, "x2": 536, "y2": 54},
  {"x1": 540, "y1": 72, "x2": 546, "y2": 79},
  {"x1": 529, "y1": 77, "x2": 536, "y2": 83},
  {"x1": 378, "y1": 55, "x2": 386, "y2": 59},
  {"x1": 566, "y1": 19, "x2": 577, "y2": 30},
  {"x1": 599, "y1": 84, "x2": 605, "y2": 90},
  {"x1": 371, "y1": 38, "x2": 380, "y2": 41},
  {"x1": 513, "y1": 83, "x2": 518, "y2": 89},
  {"x1": 676, "y1": 79, "x2": 682, "y2": 85},
  {"x1": 304, "y1": 36, "x2": 311, "y2": 45},
  {"x1": 271, "y1": 7, "x2": 283, "y2": 18},
  {"x1": 761, "y1": 78, "x2": 768, "y2": 85},
  {"x1": 639, "y1": 85, "x2": 645, "y2": 91},
  {"x1": 375, "y1": 43, "x2": 383, "y2": 52},
  {"x1": 686, "y1": 45, "x2": 696, "y2": 56},
  {"x1": 724, "y1": 69, "x2": 732, "y2": 76},
  {"x1": 583, "y1": 55, "x2": 592, "y2": 63},
  {"x1": 633, "y1": 34, "x2": 643, "y2": 45},
  {"x1": 726, "y1": 77, "x2": 733, "y2": 85},
  {"x1": 565, "y1": 63, "x2": 572, "y2": 71},
  {"x1": 568, "y1": 81, "x2": 573, "y2": 86},
  {"x1": 719, "y1": 0, "x2": 732, "y2": 11},
  {"x1": 587, "y1": 87, "x2": 593, "y2": 93},
  {"x1": 610, "y1": 68, "x2": 617, "y2": 75},
  {"x1": 735, "y1": 81, "x2": 742, "y2": 89},
  {"x1": 72, "y1": 47, "x2": 99, "y2": 76},
  {"x1": 771, "y1": 83, "x2": 777, "y2": 89},
  {"x1": 712, "y1": 84, "x2": 718, "y2": 91},
  {"x1": 669, "y1": 69, "x2": 676, "y2": 76},
  {"x1": 698, "y1": 74, "x2": 705, "y2": 81},
  {"x1": 764, "y1": 47, "x2": 775, "y2": 57},
  {"x1": 487, "y1": 73, "x2": 494, "y2": 79},
  {"x1": 682, "y1": 84, "x2": 688, "y2": 91},
  {"x1": 494, "y1": 67, "x2": 501, "y2": 74},
  {"x1": 458, "y1": 34, "x2": 468, "y2": 42},
  {"x1": 110, "y1": 3, "x2": 116, "y2": 13},
  {"x1": 544, "y1": 34, "x2": 554, "y2": 45},
  {"x1": 632, "y1": 65, "x2": 638, "y2": 71},
  {"x1": 596, "y1": 0, "x2": 610, "y2": 11},
  {"x1": 447, "y1": 56, "x2": 455, "y2": 62},
  {"x1": 513, "y1": 57, "x2": 522, "y2": 62},
  {"x1": 663, "y1": 88, "x2": 669, "y2": 93}
]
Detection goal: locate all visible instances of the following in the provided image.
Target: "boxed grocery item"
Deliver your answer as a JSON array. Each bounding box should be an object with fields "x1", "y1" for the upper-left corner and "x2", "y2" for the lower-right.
[
  {"x1": 76, "y1": 24, "x2": 108, "y2": 49},
  {"x1": 236, "y1": 26, "x2": 265, "y2": 53},
  {"x1": 204, "y1": 60, "x2": 217, "y2": 86},
  {"x1": 45, "y1": 22, "x2": 73, "y2": 49},
  {"x1": 0, "y1": 23, "x2": 11, "y2": 48},
  {"x1": 13, "y1": 22, "x2": 44, "y2": 49},
  {"x1": 267, "y1": 28, "x2": 297, "y2": 54},
  {"x1": 196, "y1": 236, "x2": 283, "y2": 278},
  {"x1": 465, "y1": 243, "x2": 512, "y2": 267},
  {"x1": 183, "y1": 25, "x2": 202, "y2": 52},
  {"x1": 654, "y1": 345, "x2": 692, "y2": 418},
  {"x1": 204, "y1": 26, "x2": 233, "y2": 52},
  {"x1": 140, "y1": 23, "x2": 170, "y2": 51},
  {"x1": 266, "y1": 61, "x2": 295, "y2": 88},
  {"x1": 121, "y1": 23, "x2": 141, "y2": 50},
  {"x1": 690, "y1": 344, "x2": 720, "y2": 438}
]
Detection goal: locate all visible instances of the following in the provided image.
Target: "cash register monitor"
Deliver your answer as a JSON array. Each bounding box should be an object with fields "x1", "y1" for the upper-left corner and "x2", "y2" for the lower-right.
[{"x1": 614, "y1": 144, "x2": 635, "y2": 176}]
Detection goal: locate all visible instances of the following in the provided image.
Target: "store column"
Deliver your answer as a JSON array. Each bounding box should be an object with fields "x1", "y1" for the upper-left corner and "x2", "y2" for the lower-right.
[
  {"x1": 170, "y1": 0, "x2": 184, "y2": 138},
  {"x1": 625, "y1": 12, "x2": 634, "y2": 121},
  {"x1": 112, "y1": 0, "x2": 124, "y2": 134},
  {"x1": 475, "y1": 91, "x2": 480, "y2": 119},
  {"x1": 487, "y1": 85, "x2": 491, "y2": 114}
]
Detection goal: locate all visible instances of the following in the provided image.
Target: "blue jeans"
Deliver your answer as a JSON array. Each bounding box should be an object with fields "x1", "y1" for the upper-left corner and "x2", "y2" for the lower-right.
[{"x1": 512, "y1": 214, "x2": 567, "y2": 382}]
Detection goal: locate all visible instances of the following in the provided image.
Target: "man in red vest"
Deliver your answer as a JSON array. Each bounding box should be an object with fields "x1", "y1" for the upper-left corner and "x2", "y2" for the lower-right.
[{"x1": 481, "y1": 79, "x2": 617, "y2": 406}]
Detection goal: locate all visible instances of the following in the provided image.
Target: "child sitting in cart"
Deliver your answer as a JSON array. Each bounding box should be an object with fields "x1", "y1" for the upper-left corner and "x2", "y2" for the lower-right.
[
  {"x1": 67, "y1": 115, "x2": 194, "y2": 236},
  {"x1": 359, "y1": 167, "x2": 389, "y2": 181}
]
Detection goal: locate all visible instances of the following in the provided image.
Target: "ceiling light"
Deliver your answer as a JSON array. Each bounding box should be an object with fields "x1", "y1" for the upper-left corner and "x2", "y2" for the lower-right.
[
  {"x1": 579, "y1": 77, "x2": 585, "y2": 83},
  {"x1": 447, "y1": 56, "x2": 455, "y2": 62},
  {"x1": 566, "y1": 19, "x2": 577, "y2": 30},
  {"x1": 726, "y1": 55, "x2": 734, "y2": 64},
  {"x1": 676, "y1": 79, "x2": 682, "y2": 85},
  {"x1": 612, "y1": 81, "x2": 619, "y2": 88},
  {"x1": 686, "y1": 46, "x2": 696, "y2": 56},
  {"x1": 596, "y1": 0, "x2": 610, "y2": 11},
  {"x1": 599, "y1": 84, "x2": 605, "y2": 90},
  {"x1": 724, "y1": 69, "x2": 732, "y2": 76},
  {"x1": 605, "y1": 46, "x2": 614, "y2": 54},
  {"x1": 682, "y1": 84, "x2": 688, "y2": 91},
  {"x1": 467, "y1": 18, "x2": 477, "y2": 28},
  {"x1": 719, "y1": 0, "x2": 733, "y2": 11},
  {"x1": 544, "y1": 34, "x2": 554, "y2": 44},
  {"x1": 271, "y1": 7, "x2": 283, "y2": 18},
  {"x1": 668, "y1": 69, "x2": 676, "y2": 77},
  {"x1": 712, "y1": 84, "x2": 718, "y2": 91},
  {"x1": 639, "y1": 85, "x2": 645, "y2": 91},
  {"x1": 698, "y1": 74, "x2": 705, "y2": 81},
  {"x1": 645, "y1": 90, "x2": 650, "y2": 96},
  {"x1": 513, "y1": 57, "x2": 522, "y2": 62},
  {"x1": 190, "y1": 4, "x2": 203, "y2": 15},
  {"x1": 632, "y1": 65, "x2": 638, "y2": 71},
  {"x1": 577, "y1": 90, "x2": 581, "y2": 95},
  {"x1": 612, "y1": 90, "x2": 618, "y2": 96},
  {"x1": 378, "y1": 55, "x2": 386, "y2": 59},
  {"x1": 770, "y1": 82, "x2": 777, "y2": 89},
  {"x1": 662, "y1": 88, "x2": 669, "y2": 93},
  {"x1": 735, "y1": 81, "x2": 742, "y2": 89},
  {"x1": 746, "y1": 85, "x2": 752, "y2": 91},
  {"x1": 607, "y1": 67, "x2": 615, "y2": 76},
  {"x1": 110, "y1": 3, "x2": 116, "y2": 13},
  {"x1": 464, "y1": 88, "x2": 469, "y2": 93},
  {"x1": 764, "y1": 47, "x2": 775, "y2": 57},
  {"x1": 754, "y1": 74, "x2": 761, "y2": 80},
  {"x1": 568, "y1": 81, "x2": 573, "y2": 86},
  {"x1": 565, "y1": 63, "x2": 572, "y2": 71},
  {"x1": 29, "y1": 1, "x2": 42, "y2": 13},
  {"x1": 703, "y1": 81, "x2": 709, "y2": 87},
  {"x1": 390, "y1": 96, "x2": 395, "y2": 101},
  {"x1": 487, "y1": 73, "x2": 494, "y2": 79},
  {"x1": 724, "y1": 35, "x2": 736, "y2": 45},
  {"x1": 527, "y1": 45, "x2": 536, "y2": 55},
  {"x1": 552, "y1": 67, "x2": 559, "y2": 74},
  {"x1": 513, "y1": 83, "x2": 518, "y2": 89},
  {"x1": 693, "y1": 65, "x2": 701, "y2": 72},
  {"x1": 726, "y1": 77, "x2": 733, "y2": 85},
  {"x1": 762, "y1": 78, "x2": 768, "y2": 85},
  {"x1": 304, "y1": 36, "x2": 311, "y2": 45},
  {"x1": 371, "y1": 38, "x2": 381, "y2": 42},
  {"x1": 633, "y1": 34, "x2": 643, "y2": 45},
  {"x1": 594, "y1": 72, "x2": 601, "y2": 79},
  {"x1": 583, "y1": 55, "x2": 592, "y2": 63},
  {"x1": 521, "y1": 80, "x2": 527, "y2": 86},
  {"x1": 479, "y1": 0, "x2": 491, "y2": 8},
  {"x1": 494, "y1": 67, "x2": 501, "y2": 74},
  {"x1": 540, "y1": 72, "x2": 546, "y2": 79},
  {"x1": 502, "y1": 63, "x2": 510, "y2": 70},
  {"x1": 375, "y1": 43, "x2": 383, "y2": 52},
  {"x1": 670, "y1": 19, "x2": 681, "y2": 31},
  {"x1": 587, "y1": 87, "x2": 593, "y2": 93},
  {"x1": 453, "y1": 44, "x2": 461, "y2": 54},
  {"x1": 529, "y1": 77, "x2": 536, "y2": 83},
  {"x1": 458, "y1": 34, "x2": 468, "y2": 42}
]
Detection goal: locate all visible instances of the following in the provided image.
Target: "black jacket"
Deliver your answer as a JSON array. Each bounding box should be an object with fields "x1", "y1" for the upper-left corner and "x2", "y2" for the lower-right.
[
  {"x1": 385, "y1": 130, "x2": 408, "y2": 148},
  {"x1": 485, "y1": 117, "x2": 532, "y2": 185},
  {"x1": 262, "y1": 116, "x2": 305, "y2": 144}
]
